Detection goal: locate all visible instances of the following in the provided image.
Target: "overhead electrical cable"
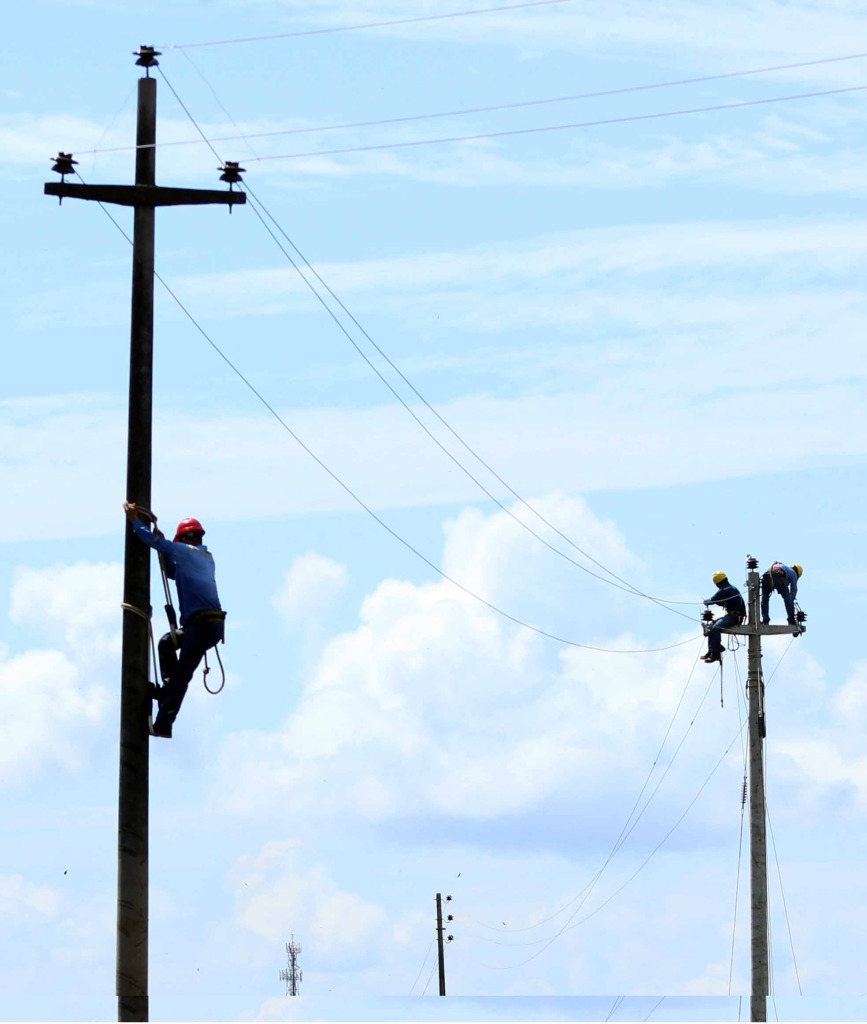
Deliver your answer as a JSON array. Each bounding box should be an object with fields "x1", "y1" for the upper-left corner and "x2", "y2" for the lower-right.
[
  {"x1": 766, "y1": 800, "x2": 803, "y2": 993},
  {"x1": 156, "y1": 65, "x2": 702, "y2": 618},
  {"x1": 80, "y1": 53, "x2": 867, "y2": 160},
  {"x1": 162, "y1": 0, "x2": 577, "y2": 49},
  {"x1": 477, "y1": 718, "x2": 748, "y2": 970},
  {"x1": 643, "y1": 996, "x2": 666, "y2": 1022},
  {"x1": 473, "y1": 658, "x2": 718, "y2": 952},
  {"x1": 239, "y1": 84, "x2": 867, "y2": 164},
  {"x1": 78, "y1": 171, "x2": 700, "y2": 657},
  {"x1": 409, "y1": 937, "x2": 437, "y2": 995},
  {"x1": 471, "y1": 644, "x2": 706, "y2": 937}
]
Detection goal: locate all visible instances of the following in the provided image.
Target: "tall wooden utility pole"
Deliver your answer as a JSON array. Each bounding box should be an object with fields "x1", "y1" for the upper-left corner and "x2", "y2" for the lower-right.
[
  {"x1": 718, "y1": 556, "x2": 805, "y2": 1023},
  {"x1": 44, "y1": 47, "x2": 244, "y2": 1023}
]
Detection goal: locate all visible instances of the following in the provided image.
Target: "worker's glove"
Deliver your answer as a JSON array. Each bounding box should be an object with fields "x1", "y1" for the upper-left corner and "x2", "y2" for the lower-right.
[{"x1": 703, "y1": 600, "x2": 711, "y2": 607}]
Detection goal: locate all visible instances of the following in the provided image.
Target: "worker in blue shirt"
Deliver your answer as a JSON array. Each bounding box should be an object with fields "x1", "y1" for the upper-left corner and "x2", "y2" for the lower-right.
[
  {"x1": 761, "y1": 562, "x2": 802, "y2": 625},
  {"x1": 702, "y1": 571, "x2": 746, "y2": 663},
  {"x1": 123, "y1": 501, "x2": 225, "y2": 738}
]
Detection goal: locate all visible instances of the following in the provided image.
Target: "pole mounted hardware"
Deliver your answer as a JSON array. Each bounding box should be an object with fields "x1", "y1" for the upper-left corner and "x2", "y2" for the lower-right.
[
  {"x1": 134, "y1": 46, "x2": 161, "y2": 74},
  {"x1": 219, "y1": 161, "x2": 246, "y2": 187},
  {"x1": 49, "y1": 153, "x2": 78, "y2": 203},
  {"x1": 218, "y1": 162, "x2": 246, "y2": 214}
]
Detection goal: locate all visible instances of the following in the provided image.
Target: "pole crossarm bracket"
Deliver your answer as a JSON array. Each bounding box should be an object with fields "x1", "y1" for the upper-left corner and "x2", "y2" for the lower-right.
[
  {"x1": 721, "y1": 623, "x2": 804, "y2": 636},
  {"x1": 44, "y1": 181, "x2": 246, "y2": 208}
]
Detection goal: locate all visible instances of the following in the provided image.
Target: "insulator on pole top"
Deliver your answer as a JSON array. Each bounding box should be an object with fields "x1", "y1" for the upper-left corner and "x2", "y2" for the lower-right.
[
  {"x1": 746, "y1": 555, "x2": 759, "y2": 570},
  {"x1": 51, "y1": 152, "x2": 77, "y2": 178},
  {"x1": 219, "y1": 161, "x2": 246, "y2": 187},
  {"x1": 134, "y1": 46, "x2": 161, "y2": 73}
]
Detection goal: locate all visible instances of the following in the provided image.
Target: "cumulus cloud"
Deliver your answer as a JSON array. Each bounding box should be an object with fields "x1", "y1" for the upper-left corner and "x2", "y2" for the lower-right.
[
  {"x1": 229, "y1": 840, "x2": 388, "y2": 966},
  {"x1": 1, "y1": 562, "x2": 119, "y2": 786},
  {"x1": 0, "y1": 649, "x2": 109, "y2": 786},
  {"x1": 216, "y1": 495, "x2": 714, "y2": 838},
  {"x1": 272, "y1": 552, "x2": 348, "y2": 628},
  {"x1": 10, "y1": 561, "x2": 123, "y2": 658}
]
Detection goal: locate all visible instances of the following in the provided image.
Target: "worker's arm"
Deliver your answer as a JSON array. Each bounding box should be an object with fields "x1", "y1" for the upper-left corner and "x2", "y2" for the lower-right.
[{"x1": 123, "y1": 501, "x2": 172, "y2": 554}]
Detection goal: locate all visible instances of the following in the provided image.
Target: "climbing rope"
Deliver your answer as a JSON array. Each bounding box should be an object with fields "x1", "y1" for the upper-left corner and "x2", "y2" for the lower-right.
[
  {"x1": 202, "y1": 645, "x2": 226, "y2": 695},
  {"x1": 120, "y1": 600, "x2": 160, "y2": 692}
]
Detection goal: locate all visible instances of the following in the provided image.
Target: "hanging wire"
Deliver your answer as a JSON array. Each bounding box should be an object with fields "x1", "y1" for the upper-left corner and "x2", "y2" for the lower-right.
[
  {"x1": 155, "y1": 64, "x2": 702, "y2": 619},
  {"x1": 229, "y1": 84, "x2": 867, "y2": 165},
  {"x1": 643, "y1": 996, "x2": 666, "y2": 1021},
  {"x1": 162, "y1": 0, "x2": 577, "y2": 49},
  {"x1": 766, "y1": 803, "x2": 803, "y2": 994},
  {"x1": 604, "y1": 995, "x2": 625, "y2": 1020},
  {"x1": 475, "y1": 716, "x2": 747, "y2": 970},
  {"x1": 409, "y1": 937, "x2": 436, "y2": 995},
  {"x1": 81, "y1": 52, "x2": 867, "y2": 161},
  {"x1": 470, "y1": 645, "x2": 705, "y2": 937},
  {"x1": 77, "y1": 171, "x2": 699, "y2": 656},
  {"x1": 421, "y1": 957, "x2": 439, "y2": 996}
]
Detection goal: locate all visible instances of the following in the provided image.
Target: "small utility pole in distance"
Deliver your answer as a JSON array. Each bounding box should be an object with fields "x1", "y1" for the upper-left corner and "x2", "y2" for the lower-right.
[
  {"x1": 716, "y1": 555, "x2": 806, "y2": 1024},
  {"x1": 435, "y1": 893, "x2": 454, "y2": 996},
  {"x1": 44, "y1": 47, "x2": 245, "y2": 1024},
  {"x1": 279, "y1": 935, "x2": 302, "y2": 996}
]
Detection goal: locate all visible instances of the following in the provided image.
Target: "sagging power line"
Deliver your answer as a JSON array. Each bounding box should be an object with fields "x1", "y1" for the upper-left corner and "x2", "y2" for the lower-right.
[{"x1": 156, "y1": 65, "x2": 703, "y2": 620}]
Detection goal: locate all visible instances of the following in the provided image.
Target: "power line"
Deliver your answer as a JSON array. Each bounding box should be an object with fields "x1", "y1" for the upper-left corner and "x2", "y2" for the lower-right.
[
  {"x1": 473, "y1": 657, "x2": 719, "y2": 954},
  {"x1": 156, "y1": 65, "x2": 702, "y2": 618},
  {"x1": 80, "y1": 52, "x2": 867, "y2": 160},
  {"x1": 162, "y1": 0, "x2": 577, "y2": 50},
  {"x1": 409, "y1": 937, "x2": 436, "y2": 995},
  {"x1": 242, "y1": 83, "x2": 867, "y2": 164},
  {"x1": 766, "y1": 799, "x2": 803, "y2": 994},
  {"x1": 478, "y1": 718, "x2": 746, "y2": 970},
  {"x1": 79, "y1": 171, "x2": 701, "y2": 656},
  {"x1": 471, "y1": 644, "x2": 707, "y2": 938}
]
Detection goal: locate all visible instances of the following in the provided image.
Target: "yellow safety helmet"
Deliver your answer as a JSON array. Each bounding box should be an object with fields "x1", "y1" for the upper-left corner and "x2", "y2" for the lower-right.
[
  {"x1": 793, "y1": 564, "x2": 803, "y2": 578},
  {"x1": 712, "y1": 571, "x2": 728, "y2": 585}
]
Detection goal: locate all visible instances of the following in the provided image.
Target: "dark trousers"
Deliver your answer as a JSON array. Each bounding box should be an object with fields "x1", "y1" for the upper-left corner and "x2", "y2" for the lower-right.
[
  {"x1": 708, "y1": 613, "x2": 741, "y2": 657},
  {"x1": 155, "y1": 619, "x2": 224, "y2": 729},
  {"x1": 760, "y1": 572, "x2": 796, "y2": 622}
]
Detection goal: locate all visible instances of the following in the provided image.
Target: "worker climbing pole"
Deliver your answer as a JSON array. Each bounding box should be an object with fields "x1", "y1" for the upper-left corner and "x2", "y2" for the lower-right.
[{"x1": 123, "y1": 502, "x2": 227, "y2": 739}]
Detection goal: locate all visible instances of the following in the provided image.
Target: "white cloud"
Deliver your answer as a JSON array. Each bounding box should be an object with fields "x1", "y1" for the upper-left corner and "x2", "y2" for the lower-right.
[
  {"x1": 0, "y1": 648, "x2": 110, "y2": 787},
  {"x1": 11, "y1": 561, "x2": 123, "y2": 658},
  {"x1": 229, "y1": 840, "x2": 388, "y2": 964},
  {"x1": 272, "y1": 552, "x2": 348, "y2": 627},
  {"x1": 215, "y1": 495, "x2": 715, "y2": 830},
  {"x1": 0, "y1": 874, "x2": 62, "y2": 923}
]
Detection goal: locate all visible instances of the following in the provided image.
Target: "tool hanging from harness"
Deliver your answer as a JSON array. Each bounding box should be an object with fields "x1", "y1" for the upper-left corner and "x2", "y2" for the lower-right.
[{"x1": 157, "y1": 551, "x2": 226, "y2": 695}]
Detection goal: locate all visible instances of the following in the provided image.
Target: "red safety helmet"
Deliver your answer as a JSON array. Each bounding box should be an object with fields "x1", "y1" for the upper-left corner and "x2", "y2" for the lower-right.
[{"x1": 174, "y1": 517, "x2": 205, "y2": 542}]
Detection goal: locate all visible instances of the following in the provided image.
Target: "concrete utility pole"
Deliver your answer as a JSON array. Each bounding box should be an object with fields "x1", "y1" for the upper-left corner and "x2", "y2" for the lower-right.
[
  {"x1": 718, "y1": 556, "x2": 805, "y2": 1023},
  {"x1": 44, "y1": 47, "x2": 244, "y2": 1023},
  {"x1": 435, "y1": 893, "x2": 453, "y2": 996}
]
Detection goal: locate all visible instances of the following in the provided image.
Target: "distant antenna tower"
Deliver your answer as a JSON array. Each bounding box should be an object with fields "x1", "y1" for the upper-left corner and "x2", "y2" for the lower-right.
[{"x1": 279, "y1": 934, "x2": 302, "y2": 996}]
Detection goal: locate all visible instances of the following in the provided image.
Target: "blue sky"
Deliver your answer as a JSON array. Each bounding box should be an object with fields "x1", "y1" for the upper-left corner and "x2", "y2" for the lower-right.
[{"x1": 4, "y1": 1, "x2": 867, "y2": 1021}]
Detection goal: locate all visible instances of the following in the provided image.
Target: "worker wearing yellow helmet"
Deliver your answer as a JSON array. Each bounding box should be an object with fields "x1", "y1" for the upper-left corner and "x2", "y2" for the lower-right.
[
  {"x1": 761, "y1": 562, "x2": 802, "y2": 626},
  {"x1": 702, "y1": 572, "x2": 747, "y2": 664}
]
